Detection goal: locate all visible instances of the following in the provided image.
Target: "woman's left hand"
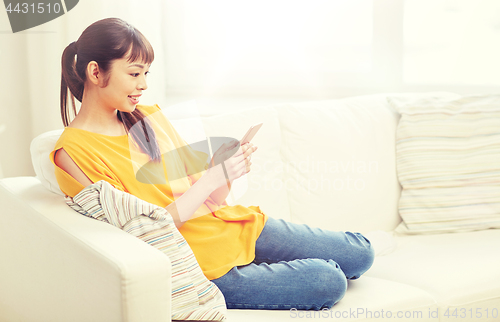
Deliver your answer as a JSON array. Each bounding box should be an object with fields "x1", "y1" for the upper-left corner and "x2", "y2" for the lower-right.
[
  {"x1": 241, "y1": 142, "x2": 258, "y2": 173},
  {"x1": 208, "y1": 140, "x2": 258, "y2": 183}
]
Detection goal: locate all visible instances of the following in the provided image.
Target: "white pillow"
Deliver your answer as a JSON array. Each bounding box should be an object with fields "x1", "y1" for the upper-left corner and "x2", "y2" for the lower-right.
[
  {"x1": 389, "y1": 93, "x2": 500, "y2": 234},
  {"x1": 30, "y1": 129, "x2": 65, "y2": 196}
]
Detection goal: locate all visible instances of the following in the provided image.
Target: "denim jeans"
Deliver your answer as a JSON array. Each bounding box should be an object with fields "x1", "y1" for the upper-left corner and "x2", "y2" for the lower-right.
[{"x1": 211, "y1": 217, "x2": 375, "y2": 310}]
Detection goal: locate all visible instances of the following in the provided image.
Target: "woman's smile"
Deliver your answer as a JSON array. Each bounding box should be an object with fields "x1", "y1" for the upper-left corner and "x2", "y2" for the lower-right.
[{"x1": 128, "y1": 94, "x2": 141, "y2": 105}]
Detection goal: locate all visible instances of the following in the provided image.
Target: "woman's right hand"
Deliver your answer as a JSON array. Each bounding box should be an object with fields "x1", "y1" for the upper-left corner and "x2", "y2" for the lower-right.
[{"x1": 208, "y1": 140, "x2": 257, "y2": 188}]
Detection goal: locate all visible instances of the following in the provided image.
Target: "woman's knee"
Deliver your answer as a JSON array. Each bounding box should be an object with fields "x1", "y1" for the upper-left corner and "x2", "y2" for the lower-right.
[
  {"x1": 304, "y1": 259, "x2": 348, "y2": 309},
  {"x1": 345, "y1": 232, "x2": 375, "y2": 279}
]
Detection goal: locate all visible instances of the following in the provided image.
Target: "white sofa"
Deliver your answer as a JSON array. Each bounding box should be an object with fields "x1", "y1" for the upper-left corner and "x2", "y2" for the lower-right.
[{"x1": 1, "y1": 92, "x2": 499, "y2": 322}]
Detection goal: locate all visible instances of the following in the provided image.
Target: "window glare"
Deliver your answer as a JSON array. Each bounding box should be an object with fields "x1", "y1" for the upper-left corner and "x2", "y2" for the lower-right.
[
  {"x1": 404, "y1": 0, "x2": 500, "y2": 85},
  {"x1": 181, "y1": 0, "x2": 373, "y2": 73}
]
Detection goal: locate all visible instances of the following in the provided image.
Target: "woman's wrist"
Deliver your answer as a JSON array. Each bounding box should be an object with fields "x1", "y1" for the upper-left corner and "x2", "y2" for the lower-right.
[{"x1": 205, "y1": 165, "x2": 227, "y2": 191}]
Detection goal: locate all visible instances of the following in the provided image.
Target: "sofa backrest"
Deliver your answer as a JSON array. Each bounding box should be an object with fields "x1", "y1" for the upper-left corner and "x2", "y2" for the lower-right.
[{"x1": 274, "y1": 94, "x2": 403, "y2": 233}]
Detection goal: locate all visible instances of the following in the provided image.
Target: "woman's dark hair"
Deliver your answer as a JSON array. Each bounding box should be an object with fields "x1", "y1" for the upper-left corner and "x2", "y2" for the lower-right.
[{"x1": 60, "y1": 17, "x2": 161, "y2": 163}]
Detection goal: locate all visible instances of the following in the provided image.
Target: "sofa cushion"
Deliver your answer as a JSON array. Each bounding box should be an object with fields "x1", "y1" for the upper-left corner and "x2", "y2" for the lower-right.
[
  {"x1": 389, "y1": 94, "x2": 500, "y2": 234},
  {"x1": 275, "y1": 94, "x2": 402, "y2": 233},
  {"x1": 227, "y1": 276, "x2": 438, "y2": 321},
  {"x1": 365, "y1": 229, "x2": 500, "y2": 313}
]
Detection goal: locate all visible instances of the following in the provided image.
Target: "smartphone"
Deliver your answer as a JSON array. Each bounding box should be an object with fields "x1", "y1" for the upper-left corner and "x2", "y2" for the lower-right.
[{"x1": 240, "y1": 123, "x2": 263, "y2": 145}]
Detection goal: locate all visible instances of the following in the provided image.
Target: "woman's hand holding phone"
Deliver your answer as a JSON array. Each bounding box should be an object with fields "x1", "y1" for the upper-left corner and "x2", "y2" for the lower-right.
[
  {"x1": 235, "y1": 123, "x2": 261, "y2": 172},
  {"x1": 237, "y1": 122, "x2": 261, "y2": 174},
  {"x1": 208, "y1": 124, "x2": 261, "y2": 188},
  {"x1": 208, "y1": 141, "x2": 243, "y2": 189}
]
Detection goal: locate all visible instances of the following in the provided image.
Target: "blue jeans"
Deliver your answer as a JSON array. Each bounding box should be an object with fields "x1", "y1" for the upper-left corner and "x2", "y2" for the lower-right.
[{"x1": 211, "y1": 217, "x2": 375, "y2": 310}]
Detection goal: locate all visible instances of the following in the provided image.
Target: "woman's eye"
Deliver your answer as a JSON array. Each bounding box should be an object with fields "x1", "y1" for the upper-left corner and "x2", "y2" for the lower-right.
[{"x1": 131, "y1": 72, "x2": 149, "y2": 77}]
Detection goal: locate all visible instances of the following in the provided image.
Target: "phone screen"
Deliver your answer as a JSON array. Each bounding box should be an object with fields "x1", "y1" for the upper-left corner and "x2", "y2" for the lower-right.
[{"x1": 241, "y1": 123, "x2": 263, "y2": 145}]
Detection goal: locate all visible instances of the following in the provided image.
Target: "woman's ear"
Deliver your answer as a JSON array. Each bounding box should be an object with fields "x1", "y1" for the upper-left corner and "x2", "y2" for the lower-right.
[{"x1": 86, "y1": 61, "x2": 100, "y2": 86}]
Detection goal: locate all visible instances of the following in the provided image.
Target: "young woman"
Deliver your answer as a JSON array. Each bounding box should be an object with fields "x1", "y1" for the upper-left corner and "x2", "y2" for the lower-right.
[{"x1": 51, "y1": 17, "x2": 374, "y2": 311}]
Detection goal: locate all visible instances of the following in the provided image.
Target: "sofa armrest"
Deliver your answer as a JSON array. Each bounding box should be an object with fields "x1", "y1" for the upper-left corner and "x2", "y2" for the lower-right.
[{"x1": 0, "y1": 177, "x2": 171, "y2": 322}]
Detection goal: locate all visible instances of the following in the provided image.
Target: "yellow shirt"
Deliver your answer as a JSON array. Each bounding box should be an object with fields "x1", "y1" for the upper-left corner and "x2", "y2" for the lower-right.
[{"x1": 50, "y1": 104, "x2": 267, "y2": 280}]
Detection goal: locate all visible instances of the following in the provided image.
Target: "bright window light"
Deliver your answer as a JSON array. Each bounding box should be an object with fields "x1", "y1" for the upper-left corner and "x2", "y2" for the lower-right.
[
  {"x1": 404, "y1": 0, "x2": 500, "y2": 86},
  {"x1": 175, "y1": 0, "x2": 373, "y2": 87}
]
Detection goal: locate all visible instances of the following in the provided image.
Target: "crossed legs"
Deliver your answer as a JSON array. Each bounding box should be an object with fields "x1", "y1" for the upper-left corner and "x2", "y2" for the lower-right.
[{"x1": 211, "y1": 217, "x2": 375, "y2": 310}]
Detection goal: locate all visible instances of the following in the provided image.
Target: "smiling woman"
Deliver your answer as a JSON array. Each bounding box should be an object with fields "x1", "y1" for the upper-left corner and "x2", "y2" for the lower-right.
[
  {"x1": 59, "y1": 17, "x2": 160, "y2": 163},
  {"x1": 49, "y1": 17, "x2": 374, "y2": 314},
  {"x1": 127, "y1": 63, "x2": 149, "y2": 104}
]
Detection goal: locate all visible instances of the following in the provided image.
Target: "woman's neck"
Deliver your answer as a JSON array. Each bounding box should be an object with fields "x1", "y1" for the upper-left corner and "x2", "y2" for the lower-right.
[{"x1": 69, "y1": 89, "x2": 126, "y2": 136}]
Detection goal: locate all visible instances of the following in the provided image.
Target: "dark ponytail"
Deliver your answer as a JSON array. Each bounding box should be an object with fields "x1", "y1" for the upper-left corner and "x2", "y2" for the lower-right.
[
  {"x1": 60, "y1": 18, "x2": 161, "y2": 163},
  {"x1": 60, "y1": 41, "x2": 81, "y2": 127}
]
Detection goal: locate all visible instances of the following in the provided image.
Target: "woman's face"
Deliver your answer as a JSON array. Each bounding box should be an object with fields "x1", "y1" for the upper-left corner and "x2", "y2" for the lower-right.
[{"x1": 99, "y1": 56, "x2": 150, "y2": 113}]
